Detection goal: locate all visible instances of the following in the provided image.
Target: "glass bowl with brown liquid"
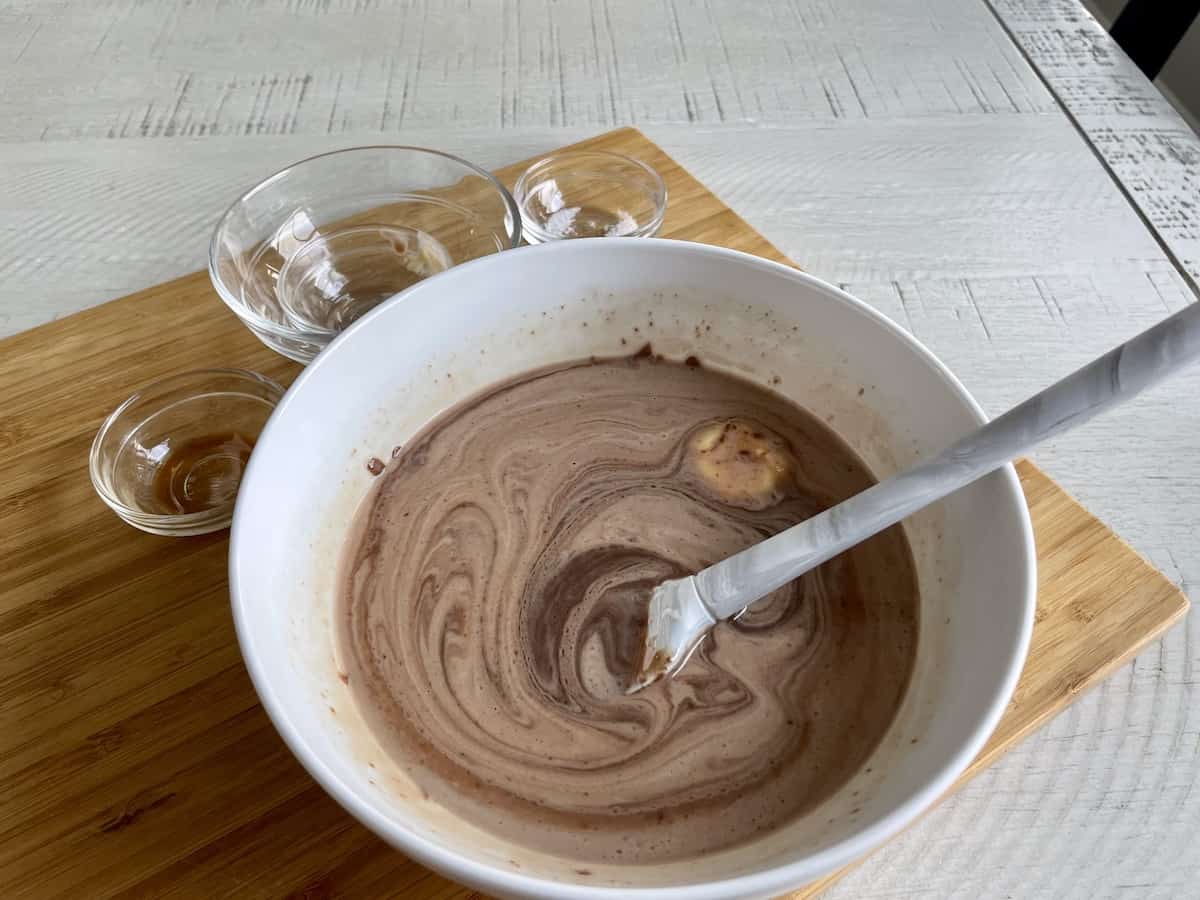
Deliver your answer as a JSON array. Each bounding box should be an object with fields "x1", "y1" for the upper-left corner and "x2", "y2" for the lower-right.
[
  {"x1": 89, "y1": 369, "x2": 283, "y2": 536},
  {"x1": 514, "y1": 150, "x2": 667, "y2": 243}
]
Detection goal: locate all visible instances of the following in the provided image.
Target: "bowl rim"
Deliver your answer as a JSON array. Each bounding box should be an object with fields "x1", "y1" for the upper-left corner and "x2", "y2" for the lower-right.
[
  {"x1": 90, "y1": 367, "x2": 284, "y2": 526},
  {"x1": 230, "y1": 238, "x2": 1036, "y2": 899},
  {"x1": 207, "y1": 145, "x2": 523, "y2": 342}
]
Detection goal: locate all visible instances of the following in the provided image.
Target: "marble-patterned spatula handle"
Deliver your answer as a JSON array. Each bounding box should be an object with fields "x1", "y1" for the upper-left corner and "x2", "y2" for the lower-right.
[{"x1": 694, "y1": 299, "x2": 1200, "y2": 621}]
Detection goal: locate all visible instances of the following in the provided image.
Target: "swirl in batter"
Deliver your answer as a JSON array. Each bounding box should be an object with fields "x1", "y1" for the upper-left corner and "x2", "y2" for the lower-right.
[{"x1": 338, "y1": 354, "x2": 918, "y2": 863}]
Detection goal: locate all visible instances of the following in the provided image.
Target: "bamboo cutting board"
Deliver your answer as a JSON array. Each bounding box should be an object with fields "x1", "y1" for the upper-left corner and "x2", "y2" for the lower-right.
[{"x1": 0, "y1": 128, "x2": 1187, "y2": 899}]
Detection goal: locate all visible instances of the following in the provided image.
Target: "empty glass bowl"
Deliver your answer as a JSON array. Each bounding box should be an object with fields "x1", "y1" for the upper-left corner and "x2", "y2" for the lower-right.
[
  {"x1": 514, "y1": 150, "x2": 667, "y2": 243},
  {"x1": 209, "y1": 147, "x2": 521, "y2": 363},
  {"x1": 90, "y1": 369, "x2": 284, "y2": 536}
]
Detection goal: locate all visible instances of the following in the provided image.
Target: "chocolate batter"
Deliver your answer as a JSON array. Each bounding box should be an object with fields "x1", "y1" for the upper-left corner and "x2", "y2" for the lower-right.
[{"x1": 337, "y1": 355, "x2": 918, "y2": 864}]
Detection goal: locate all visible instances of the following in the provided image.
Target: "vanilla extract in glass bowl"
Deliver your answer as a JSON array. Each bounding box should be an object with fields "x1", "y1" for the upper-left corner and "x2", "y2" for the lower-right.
[{"x1": 89, "y1": 369, "x2": 283, "y2": 536}]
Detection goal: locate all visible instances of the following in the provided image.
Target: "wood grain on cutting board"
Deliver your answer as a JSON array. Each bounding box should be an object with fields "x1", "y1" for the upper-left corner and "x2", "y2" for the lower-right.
[{"x1": 0, "y1": 128, "x2": 1186, "y2": 899}]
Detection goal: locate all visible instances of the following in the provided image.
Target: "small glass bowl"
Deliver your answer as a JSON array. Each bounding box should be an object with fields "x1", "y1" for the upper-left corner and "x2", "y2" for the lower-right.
[
  {"x1": 514, "y1": 150, "x2": 667, "y2": 243},
  {"x1": 89, "y1": 369, "x2": 284, "y2": 536},
  {"x1": 209, "y1": 146, "x2": 521, "y2": 363}
]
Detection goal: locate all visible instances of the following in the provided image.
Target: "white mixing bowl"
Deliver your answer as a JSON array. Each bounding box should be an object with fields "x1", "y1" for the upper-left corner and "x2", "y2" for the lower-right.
[{"x1": 230, "y1": 238, "x2": 1035, "y2": 899}]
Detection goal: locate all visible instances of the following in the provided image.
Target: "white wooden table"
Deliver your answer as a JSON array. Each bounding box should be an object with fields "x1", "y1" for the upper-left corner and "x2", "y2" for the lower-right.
[{"x1": 2, "y1": 0, "x2": 1196, "y2": 897}]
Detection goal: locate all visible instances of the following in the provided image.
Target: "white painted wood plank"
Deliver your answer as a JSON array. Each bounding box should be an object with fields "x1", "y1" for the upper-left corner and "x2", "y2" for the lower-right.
[
  {"x1": 0, "y1": 120, "x2": 1177, "y2": 334},
  {"x1": 0, "y1": 0, "x2": 1054, "y2": 144},
  {"x1": 989, "y1": 0, "x2": 1200, "y2": 284}
]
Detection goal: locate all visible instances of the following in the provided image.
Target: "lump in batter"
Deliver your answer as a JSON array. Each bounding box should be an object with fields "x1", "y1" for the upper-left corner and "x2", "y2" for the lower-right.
[{"x1": 687, "y1": 418, "x2": 795, "y2": 510}]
